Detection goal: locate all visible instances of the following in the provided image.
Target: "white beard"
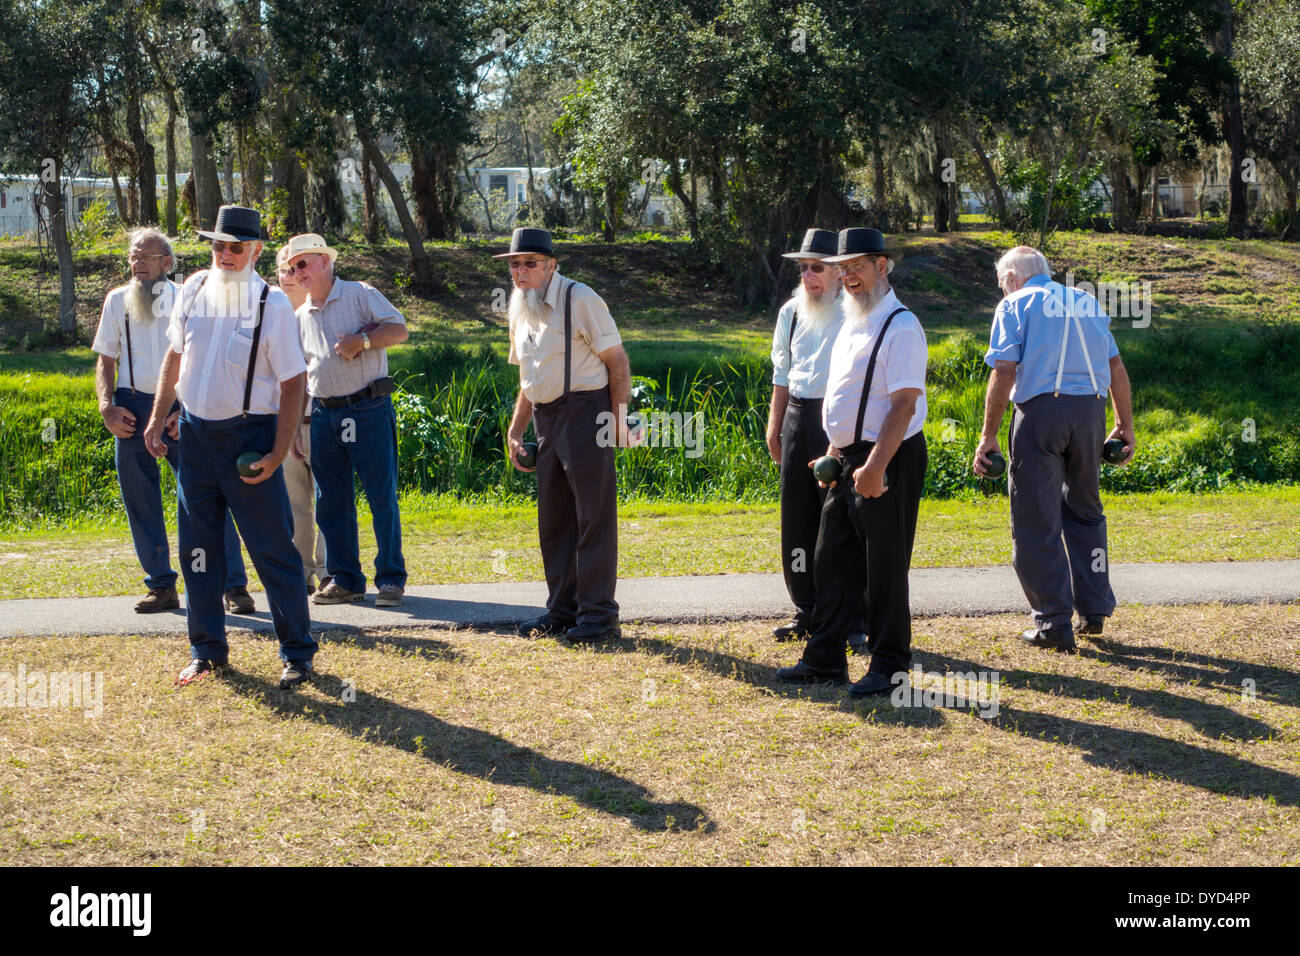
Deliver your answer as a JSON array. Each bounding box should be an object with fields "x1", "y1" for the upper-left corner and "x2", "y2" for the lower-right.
[
  {"x1": 205, "y1": 264, "x2": 256, "y2": 318},
  {"x1": 124, "y1": 277, "x2": 167, "y2": 325},
  {"x1": 794, "y1": 284, "x2": 842, "y2": 331},
  {"x1": 843, "y1": 280, "x2": 890, "y2": 328},
  {"x1": 508, "y1": 286, "x2": 549, "y2": 327}
]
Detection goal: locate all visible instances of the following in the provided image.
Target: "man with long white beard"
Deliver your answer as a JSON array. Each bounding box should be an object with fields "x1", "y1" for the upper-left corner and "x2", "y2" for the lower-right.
[
  {"x1": 777, "y1": 228, "x2": 928, "y2": 697},
  {"x1": 143, "y1": 206, "x2": 316, "y2": 689},
  {"x1": 766, "y1": 228, "x2": 866, "y2": 652},
  {"x1": 92, "y1": 227, "x2": 252, "y2": 614},
  {"x1": 501, "y1": 227, "x2": 634, "y2": 643}
]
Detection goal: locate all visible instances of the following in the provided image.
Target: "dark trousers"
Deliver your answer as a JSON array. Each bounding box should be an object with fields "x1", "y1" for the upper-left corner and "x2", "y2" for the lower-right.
[
  {"x1": 176, "y1": 410, "x2": 316, "y2": 666},
  {"x1": 113, "y1": 387, "x2": 245, "y2": 592},
  {"x1": 310, "y1": 394, "x2": 406, "y2": 592},
  {"x1": 532, "y1": 388, "x2": 619, "y2": 626},
  {"x1": 1008, "y1": 394, "x2": 1116, "y2": 632},
  {"x1": 803, "y1": 432, "x2": 927, "y2": 675},
  {"x1": 779, "y1": 396, "x2": 866, "y2": 632}
]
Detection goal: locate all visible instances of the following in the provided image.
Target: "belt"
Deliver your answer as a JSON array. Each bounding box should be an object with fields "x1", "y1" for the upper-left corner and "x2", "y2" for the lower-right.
[
  {"x1": 532, "y1": 386, "x2": 603, "y2": 412},
  {"x1": 315, "y1": 376, "x2": 395, "y2": 409},
  {"x1": 786, "y1": 395, "x2": 822, "y2": 408},
  {"x1": 840, "y1": 439, "x2": 874, "y2": 460}
]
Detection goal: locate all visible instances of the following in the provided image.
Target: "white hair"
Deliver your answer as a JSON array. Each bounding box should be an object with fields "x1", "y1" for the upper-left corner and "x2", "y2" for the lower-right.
[
  {"x1": 995, "y1": 246, "x2": 1051, "y2": 285},
  {"x1": 128, "y1": 226, "x2": 173, "y2": 263}
]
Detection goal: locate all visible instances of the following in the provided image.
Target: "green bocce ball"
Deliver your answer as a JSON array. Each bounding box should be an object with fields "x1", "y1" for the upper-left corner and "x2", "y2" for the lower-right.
[
  {"x1": 1102, "y1": 438, "x2": 1127, "y2": 464},
  {"x1": 516, "y1": 441, "x2": 539, "y2": 468},
  {"x1": 236, "y1": 450, "x2": 264, "y2": 477},
  {"x1": 812, "y1": 455, "x2": 842, "y2": 485},
  {"x1": 983, "y1": 451, "x2": 1007, "y2": 479}
]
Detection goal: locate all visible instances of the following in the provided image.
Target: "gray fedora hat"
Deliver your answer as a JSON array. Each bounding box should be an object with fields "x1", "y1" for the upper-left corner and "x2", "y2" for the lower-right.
[
  {"x1": 492, "y1": 227, "x2": 564, "y2": 259},
  {"x1": 781, "y1": 228, "x2": 839, "y2": 260},
  {"x1": 822, "y1": 227, "x2": 903, "y2": 264},
  {"x1": 197, "y1": 205, "x2": 264, "y2": 243}
]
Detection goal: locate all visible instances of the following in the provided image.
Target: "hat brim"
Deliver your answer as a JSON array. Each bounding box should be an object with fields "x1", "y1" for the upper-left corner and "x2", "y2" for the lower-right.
[
  {"x1": 286, "y1": 247, "x2": 339, "y2": 265},
  {"x1": 198, "y1": 230, "x2": 262, "y2": 243},
  {"x1": 491, "y1": 251, "x2": 564, "y2": 260},
  {"x1": 781, "y1": 251, "x2": 835, "y2": 260},
  {"x1": 822, "y1": 249, "x2": 903, "y2": 264}
]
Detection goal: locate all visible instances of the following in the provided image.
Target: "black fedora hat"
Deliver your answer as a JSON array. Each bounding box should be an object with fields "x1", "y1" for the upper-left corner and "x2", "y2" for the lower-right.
[
  {"x1": 492, "y1": 227, "x2": 563, "y2": 259},
  {"x1": 781, "y1": 228, "x2": 839, "y2": 260},
  {"x1": 823, "y1": 227, "x2": 903, "y2": 264},
  {"x1": 197, "y1": 205, "x2": 264, "y2": 243}
]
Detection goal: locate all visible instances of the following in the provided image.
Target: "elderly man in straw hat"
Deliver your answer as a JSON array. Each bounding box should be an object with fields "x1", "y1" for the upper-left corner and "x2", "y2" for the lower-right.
[
  {"x1": 93, "y1": 226, "x2": 254, "y2": 615},
  {"x1": 500, "y1": 227, "x2": 634, "y2": 644},
  {"x1": 285, "y1": 232, "x2": 410, "y2": 609},
  {"x1": 766, "y1": 227, "x2": 867, "y2": 653},
  {"x1": 143, "y1": 205, "x2": 316, "y2": 689},
  {"x1": 777, "y1": 227, "x2": 928, "y2": 697}
]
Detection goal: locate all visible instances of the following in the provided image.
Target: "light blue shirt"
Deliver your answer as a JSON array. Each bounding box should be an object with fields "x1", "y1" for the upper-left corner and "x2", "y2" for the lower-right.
[
  {"x1": 985, "y1": 274, "x2": 1119, "y2": 403},
  {"x1": 770, "y1": 295, "x2": 844, "y2": 400}
]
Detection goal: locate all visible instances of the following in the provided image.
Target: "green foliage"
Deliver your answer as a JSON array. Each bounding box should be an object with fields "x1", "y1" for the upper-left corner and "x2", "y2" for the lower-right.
[{"x1": 70, "y1": 198, "x2": 125, "y2": 252}]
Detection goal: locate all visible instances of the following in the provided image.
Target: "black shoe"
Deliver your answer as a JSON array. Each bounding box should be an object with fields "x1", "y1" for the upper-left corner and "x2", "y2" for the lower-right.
[
  {"x1": 1075, "y1": 614, "x2": 1105, "y2": 636},
  {"x1": 565, "y1": 621, "x2": 622, "y2": 643},
  {"x1": 775, "y1": 659, "x2": 849, "y2": 685},
  {"x1": 848, "y1": 670, "x2": 895, "y2": 697},
  {"x1": 176, "y1": 658, "x2": 225, "y2": 686},
  {"x1": 224, "y1": 586, "x2": 256, "y2": 614},
  {"x1": 517, "y1": 614, "x2": 574, "y2": 638},
  {"x1": 846, "y1": 631, "x2": 869, "y2": 656},
  {"x1": 1020, "y1": 628, "x2": 1077, "y2": 653},
  {"x1": 279, "y1": 661, "x2": 313, "y2": 689},
  {"x1": 772, "y1": 620, "x2": 810, "y2": 642}
]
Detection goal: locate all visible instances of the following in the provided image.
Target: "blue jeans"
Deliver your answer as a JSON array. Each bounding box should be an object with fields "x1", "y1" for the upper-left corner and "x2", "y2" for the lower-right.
[
  {"x1": 176, "y1": 410, "x2": 316, "y2": 666},
  {"x1": 113, "y1": 387, "x2": 246, "y2": 591},
  {"x1": 310, "y1": 394, "x2": 406, "y2": 593}
]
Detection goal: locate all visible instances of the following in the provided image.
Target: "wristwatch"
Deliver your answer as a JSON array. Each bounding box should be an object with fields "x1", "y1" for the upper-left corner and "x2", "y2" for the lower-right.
[{"x1": 361, "y1": 333, "x2": 371, "y2": 351}]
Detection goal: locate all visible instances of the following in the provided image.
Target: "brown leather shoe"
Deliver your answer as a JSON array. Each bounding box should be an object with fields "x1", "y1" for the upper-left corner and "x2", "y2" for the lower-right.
[
  {"x1": 135, "y1": 586, "x2": 180, "y2": 614},
  {"x1": 224, "y1": 586, "x2": 256, "y2": 614}
]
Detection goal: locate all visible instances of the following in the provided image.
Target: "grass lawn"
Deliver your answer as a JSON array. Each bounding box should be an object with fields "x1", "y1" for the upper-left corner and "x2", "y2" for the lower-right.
[
  {"x1": 2, "y1": 602, "x2": 1296, "y2": 864},
  {"x1": 0, "y1": 487, "x2": 1297, "y2": 599}
]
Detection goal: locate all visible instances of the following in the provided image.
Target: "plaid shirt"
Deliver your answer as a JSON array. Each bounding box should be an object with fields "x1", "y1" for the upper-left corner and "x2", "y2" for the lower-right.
[{"x1": 297, "y1": 278, "x2": 404, "y2": 399}]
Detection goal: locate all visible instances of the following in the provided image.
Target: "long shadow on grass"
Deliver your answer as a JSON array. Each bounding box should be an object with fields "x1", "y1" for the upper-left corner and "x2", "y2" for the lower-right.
[
  {"x1": 226, "y1": 669, "x2": 715, "y2": 833},
  {"x1": 1080, "y1": 638, "x2": 1300, "y2": 707},
  {"x1": 929, "y1": 651, "x2": 1300, "y2": 806},
  {"x1": 311, "y1": 626, "x2": 466, "y2": 664}
]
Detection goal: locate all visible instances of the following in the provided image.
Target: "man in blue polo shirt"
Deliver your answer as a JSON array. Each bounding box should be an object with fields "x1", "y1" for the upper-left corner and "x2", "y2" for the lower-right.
[{"x1": 973, "y1": 245, "x2": 1136, "y2": 652}]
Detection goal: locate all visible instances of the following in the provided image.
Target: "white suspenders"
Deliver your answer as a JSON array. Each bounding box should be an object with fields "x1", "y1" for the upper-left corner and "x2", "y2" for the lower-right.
[{"x1": 1006, "y1": 283, "x2": 1103, "y2": 399}]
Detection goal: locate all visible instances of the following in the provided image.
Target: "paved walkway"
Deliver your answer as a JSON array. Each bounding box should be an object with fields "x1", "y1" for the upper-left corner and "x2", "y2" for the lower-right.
[{"x1": 1, "y1": 560, "x2": 1296, "y2": 638}]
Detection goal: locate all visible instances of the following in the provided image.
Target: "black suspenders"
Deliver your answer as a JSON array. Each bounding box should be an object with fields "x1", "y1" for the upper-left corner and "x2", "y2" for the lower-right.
[
  {"x1": 561, "y1": 279, "x2": 574, "y2": 399},
  {"x1": 853, "y1": 307, "x2": 908, "y2": 444},
  {"x1": 788, "y1": 307, "x2": 798, "y2": 354},
  {"x1": 242, "y1": 285, "x2": 270, "y2": 417},
  {"x1": 123, "y1": 307, "x2": 136, "y2": 392}
]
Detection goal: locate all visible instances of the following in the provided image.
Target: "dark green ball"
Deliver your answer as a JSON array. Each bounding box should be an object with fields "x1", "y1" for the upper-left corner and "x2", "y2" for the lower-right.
[
  {"x1": 983, "y1": 451, "x2": 1006, "y2": 479},
  {"x1": 812, "y1": 455, "x2": 842, "y2": 484},
  {"x1": 516, "y1": 441, "x2": 539, "y2": 468},
  {"x1": 236, "y1": 450, "x2": 264, "y2": 477},
  {"x1": 1102, "y1": 438, "x2": 1128, "y2": 464}
]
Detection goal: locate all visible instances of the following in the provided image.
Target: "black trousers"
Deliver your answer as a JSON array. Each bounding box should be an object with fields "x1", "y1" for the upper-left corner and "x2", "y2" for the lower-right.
[
  {"x1": 803, "y1": 432, "x2": 927, "y2": 675},
  {"x1": 532, "y1": 388, "x2": 619, "y2": 626},
  {"x1": 780, "y1": 397, "x2": 867, "y2": 632}
]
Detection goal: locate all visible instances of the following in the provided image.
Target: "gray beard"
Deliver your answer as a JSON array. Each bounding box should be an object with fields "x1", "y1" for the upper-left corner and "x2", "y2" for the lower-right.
[
  {"x1": 794, "y1": 285, "x2": 842, "y2": 330},
  {"x1": 508, "y1": 286, "x2": 549, "y2": 327},
  {"x1": 125, "y1": 277, "x2": 166, "y2": 324},
  {"x1": 844, "y1": 281, "x2": 890, "y2": 327}
]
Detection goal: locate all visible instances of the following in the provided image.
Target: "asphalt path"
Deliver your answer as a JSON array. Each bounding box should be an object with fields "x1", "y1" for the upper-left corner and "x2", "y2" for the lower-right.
[{"x1": 1, "y1": 559, "x2": 1296, "y2": 638}]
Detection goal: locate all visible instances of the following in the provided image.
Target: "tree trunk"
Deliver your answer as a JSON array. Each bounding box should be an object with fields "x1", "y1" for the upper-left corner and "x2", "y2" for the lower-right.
[
  {"x1": 42, "y1": 171, "x2": 77, "y2": 336},
  {"x1": 1109, "y1": 156, "x2": 1129, "y2": 226},
  {"x1": 358, "y1": 120, "x2": 432, "y2": 289},
  {"x1": 1217, "y1": 1, "x2": 1248, "y2": 231},
  {"x1": 189, "y1": 127, "x2": 223, "y2": 228},
  {"x1": 124, "y1": 29, "x2": 158, "y2": 225},
  {"x1": 307, "y1": 153, "x2": 345, "y2": 235},
  {"x1": 873, "y1": 144, "x2": 887, "y2": 206},
  {"x1": 222, "y1": 149, "x2": 235, "y2": 207},
  {"x1": 666, "y1": 162, "x2": 698, "y2": 239},
  {"x1": 360, "y1": 149, "x2": 380, "y2": 243},
  {"x1": 602, "y1": 181, "x2": 618, "y2": 242},
  {"x1": 409, "y1": 141, "x2": 453, "y2": 239},
  {"x1": 967, "y1": 127, "x2": 1006, "y2": 223},
  {"x1": 165, "y1": 86, "x2": 178, "y2": 234},
  {"x1": 1150, "y1": 166, "x2": 1160, "y2": 221}
]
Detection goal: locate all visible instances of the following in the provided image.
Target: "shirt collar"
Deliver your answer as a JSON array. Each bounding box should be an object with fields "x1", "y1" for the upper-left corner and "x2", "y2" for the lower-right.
[
  {"x1": 542, "y1": 269, "x2": 564, "y2": 310},
  {"x1": 862, "y1": 286, "x2": 901, "y2": 331},
  {"x1": 1025, "y1": 274, "x2": 1052, "y2": 288},
  {"x1": 307, "y1": 276, "x2": 343, "y2": 312}
]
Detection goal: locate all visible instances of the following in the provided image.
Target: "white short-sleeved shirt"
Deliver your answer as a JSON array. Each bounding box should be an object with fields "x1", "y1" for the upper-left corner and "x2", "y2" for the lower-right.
[
  {"x1": 508, "y1": 270, "x2": 621, "y2": 405},
  {"x1": 167, "y1": 270, "x2": 307, "y2": 420},
  {"x1": 92, "y1": 280, "x2": 178, "y2": 395},
  {"x1": 822, "y1": 289, "x2": 928, "y2": 448},
  {"x1": 297, "y1": 278, "x2": 405, "y2": 399},
  {"x1": 770, "y1": 294, "x2": 844, "y2": 400}
]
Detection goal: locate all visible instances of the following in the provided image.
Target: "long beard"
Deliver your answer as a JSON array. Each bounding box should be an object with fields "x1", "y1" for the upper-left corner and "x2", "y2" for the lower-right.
[
  {"x1": 794, "y1": 284, "x2": 842, "y2": 330},
  {"x1": 844, "y1": 280, "x2": 890, "y2": 327},
  {"x1": 125, "y1": 278, "x2": 164, "y2": 325},
  {"x1": 205, "y1": 264, "x2": 256, "y2": 318},
  {"x1": 508, "y1": 286, "x2": 549, "y2": 327}
]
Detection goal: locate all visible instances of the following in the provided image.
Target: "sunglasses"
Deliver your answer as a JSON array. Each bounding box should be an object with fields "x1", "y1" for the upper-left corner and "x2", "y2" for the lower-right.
[
  {"x1": 508, "y1": 258, "x2": 545, "y2": 270},
  {"x1": 799, "y1": 262, "x2": 827, "y2": 274},
  {"x1": 290, "y1": 255, "x2": 321, "y2": 272},
  {"x1": 211, "y1": 240, "x2": 248, "y2": 255}
]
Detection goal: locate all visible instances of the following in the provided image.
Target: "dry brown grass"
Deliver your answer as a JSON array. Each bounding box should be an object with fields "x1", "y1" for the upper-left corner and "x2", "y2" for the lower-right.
[{"x1": 1, "y1": 602, "x2": 1297, "y2": 865}]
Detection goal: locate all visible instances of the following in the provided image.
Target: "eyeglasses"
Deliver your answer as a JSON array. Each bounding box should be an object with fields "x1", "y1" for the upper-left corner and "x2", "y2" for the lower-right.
[
  {"x1": 836, "y1": 255, "x2": 884, "y2": 274},
  {"x1": 211, "y1": 240, "x2": 248, "y2": 255},
  {"x1": 128, "y1": 252, "x2": 167, "y2": 263},
  {"x1": 799, "y1": 262, "x2": 827, "y2": 274},
  {"x1": 508, "y1": 258, "x2": 545, "y2": 270},
  {"x1": 291, "y1": 255, "x2": 320, "y2": 272}
]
